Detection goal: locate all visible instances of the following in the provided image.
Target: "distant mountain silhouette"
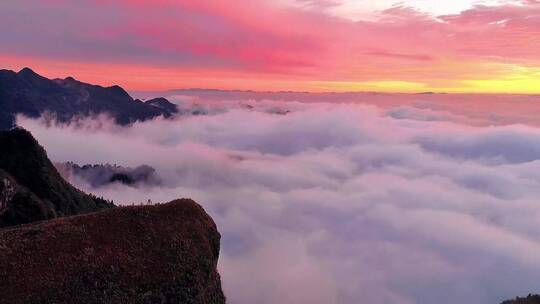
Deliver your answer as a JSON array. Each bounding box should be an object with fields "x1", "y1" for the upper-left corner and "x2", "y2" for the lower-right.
[
  {"x1": 0, "y1": 128, "x2": 113, "y2": 227},
  {"x1": 56, "y1": 162, "x2": 162, "y2": 188},
  {"x1": 143, "y1": 97, "x2": 179, "y2": 117},
  {"x1": 0, "y1": 67, "x2": 178, "y2": 129}
]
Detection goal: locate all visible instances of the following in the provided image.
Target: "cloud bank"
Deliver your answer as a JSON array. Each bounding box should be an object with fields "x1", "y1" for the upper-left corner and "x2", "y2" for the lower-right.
[{"x1": 17, "y1": 97, "x2": 540, "y2": 304}]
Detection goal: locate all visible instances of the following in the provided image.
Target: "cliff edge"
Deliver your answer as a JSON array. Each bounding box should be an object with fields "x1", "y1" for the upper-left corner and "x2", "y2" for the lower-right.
[{"x1": 0, "y1": 199, "x2": 226, "y2": 304}]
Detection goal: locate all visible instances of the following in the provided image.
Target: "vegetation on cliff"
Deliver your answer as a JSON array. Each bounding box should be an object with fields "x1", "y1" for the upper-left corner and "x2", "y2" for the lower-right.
[
  {"x1": 0, "y1": 199, "x2": 225, "y2": 304},
  {"x1": 502, "y1": 295, "x2": 540, "y2": 304},
  {"x1": 0, "y1": 128, "x2": 113, "y2": 227}
]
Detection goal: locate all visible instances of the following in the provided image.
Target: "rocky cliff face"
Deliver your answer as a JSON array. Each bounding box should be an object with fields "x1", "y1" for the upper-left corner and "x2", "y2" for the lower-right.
[
  {"x1": 0, "y1": 128, "x2": 113, "y2": 227},
  {"x1": 0, "y1": 128, "x2": 225, "y2": 302},
  {"x1": 0, "y1": 199, "x2": 226, "y2": 304},
  {"x1": 0, "y1": 174, "x2": 16, "y2": 212},
  {"x1": 0, "y1": 170, "x2": 57, "y2": 227}
]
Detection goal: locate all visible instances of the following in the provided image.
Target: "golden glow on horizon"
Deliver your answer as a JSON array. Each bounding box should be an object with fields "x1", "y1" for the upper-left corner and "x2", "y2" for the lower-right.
[
  {"x1": 307, "y1": 80, "x2": 429, "y2": 93},
  {"x1": 3, "y1": 54, "x2": 540, "y2": 94},
  {"x1": 455, "y1": 65, "x2": 540, "y2": 94},
  {"x1": 312, "y1": 63, "x2": 540, "y2": 94}
]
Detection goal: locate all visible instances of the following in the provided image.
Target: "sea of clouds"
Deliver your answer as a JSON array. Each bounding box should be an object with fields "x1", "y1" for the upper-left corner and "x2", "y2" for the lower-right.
[{"x1": 17, "y1": 96, "x2": 540, "y2": 304}]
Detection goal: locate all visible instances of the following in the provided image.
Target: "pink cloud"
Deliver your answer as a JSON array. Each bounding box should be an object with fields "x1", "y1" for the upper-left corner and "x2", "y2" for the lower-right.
[
  {"x1": 365, "y1": 50, "x2": 434, "y2": 62},
  {"x1": 2, "y1": 0, "x2": 540, "y2": 90}
]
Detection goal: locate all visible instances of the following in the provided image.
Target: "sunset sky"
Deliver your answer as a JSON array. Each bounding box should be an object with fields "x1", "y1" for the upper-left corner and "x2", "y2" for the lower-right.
[{"x1": 2, "y1": 0, "x2": 540, "y2": 93}]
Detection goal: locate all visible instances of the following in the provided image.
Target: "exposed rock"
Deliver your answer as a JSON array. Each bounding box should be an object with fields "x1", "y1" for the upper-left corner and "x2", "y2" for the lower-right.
[
  {"x1": 0, "y1": 174, "x2": 16, "y2": 212},
  {"x1": 0, "y1": 199, "x2": 226, "y2": 304}
]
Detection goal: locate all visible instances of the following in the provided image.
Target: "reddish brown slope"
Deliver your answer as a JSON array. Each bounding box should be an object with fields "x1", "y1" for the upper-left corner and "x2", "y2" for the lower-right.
[{"x1": 0, "y1": 199, "x2": 225, "y2": 304}]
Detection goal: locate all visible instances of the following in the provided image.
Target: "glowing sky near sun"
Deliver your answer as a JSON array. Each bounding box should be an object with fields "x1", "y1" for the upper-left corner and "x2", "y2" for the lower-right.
[
  {"x1": 1, "y1": 0, "x2": 540, "y2": 93},
  {"x1": 291, "y1": 0, "x2": 525, "y2": 20}
]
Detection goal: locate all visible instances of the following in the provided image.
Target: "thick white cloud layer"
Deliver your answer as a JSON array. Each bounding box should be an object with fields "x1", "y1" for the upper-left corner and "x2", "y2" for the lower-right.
[{"x1": 17, "y1": 98, "x2": 540, "y2": 304}]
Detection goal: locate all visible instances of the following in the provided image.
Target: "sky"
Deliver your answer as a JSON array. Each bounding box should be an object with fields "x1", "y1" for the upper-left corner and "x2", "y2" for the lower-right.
[{"x1": 1, "y1": 0, "x2": 540, "y2": 93}]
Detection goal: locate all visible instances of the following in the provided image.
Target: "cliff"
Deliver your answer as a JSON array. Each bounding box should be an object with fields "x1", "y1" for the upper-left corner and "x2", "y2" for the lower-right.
[
  {"x1": 0, "y1": 199, "x2": 225, "y2": 304},
  {"x1": 0, "y1": 128, "x2": 225, "y2": 302},
  {"x1": 0, "y1": 128, "x2": 113, "y2": 227}
]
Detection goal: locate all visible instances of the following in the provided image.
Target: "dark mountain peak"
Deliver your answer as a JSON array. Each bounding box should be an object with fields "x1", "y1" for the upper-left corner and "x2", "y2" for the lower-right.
[
  {"x1": 146, "y1": 97, "x2": 167, "y2": 102},
  {"x1": 106, "y1": 84, "x2": 131, "y2": 98},
  {"x1": 54, "y1": 75, "x2": 85, "y2": 87},
  {"x1": 0, "y1": 127, "x2": 42, "y2": 157},
  {"x1": 145, "y1": 97, "x2": 179, "y2": 115},
  {"x1": 0, "y1": 69, "x2": 16, "y2": 77},
  {"x1": 17, "y1": 67, "x2": 44, "y2": 81},
  {"x1": 145, "y1": 97, "x2": 169, "y2": 104},
  {"x1": 15, "y1": 67, "x2": 53, "y2": 89},
  {"x1": 18, "y1": 67, "x2": 36, "y2": 75},
  {"x1": 0, "y1": 67, "x2": 178, "y2": 129},
  {"x1": 0, "y1": 128, "x2": 113, "y2": 227}
]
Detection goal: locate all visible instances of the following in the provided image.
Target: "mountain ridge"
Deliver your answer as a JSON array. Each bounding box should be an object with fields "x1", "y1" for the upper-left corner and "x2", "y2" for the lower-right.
[{"x1": 0, "y1": 67, "x2": 178, "y2": 129}]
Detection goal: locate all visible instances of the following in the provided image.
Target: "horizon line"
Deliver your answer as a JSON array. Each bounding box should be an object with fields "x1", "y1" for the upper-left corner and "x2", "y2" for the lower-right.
[
  {"x1": 7, "y1": 67, "x2": 540, "y2": 97},
  {"x1": 133, "y1": 87, "x2": 540, "y2": 96}
]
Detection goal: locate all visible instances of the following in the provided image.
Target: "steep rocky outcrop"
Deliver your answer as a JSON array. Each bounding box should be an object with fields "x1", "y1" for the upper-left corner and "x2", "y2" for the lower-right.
[
  {"x1": 0, "y1": 128, "x2": 225, "y2": 302},
  {"x1": 502, "y1": 295, "x2": 540, "y2": 304},
  {"x1": 0, "y1": 67, "x2": 176, "y2": 129},
  {"x1": 0, "y1": 199, "x2": 226, "y2": 304},
  {"x1": 0, "y1": 128, "x2": 113, "y2": 227}
]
